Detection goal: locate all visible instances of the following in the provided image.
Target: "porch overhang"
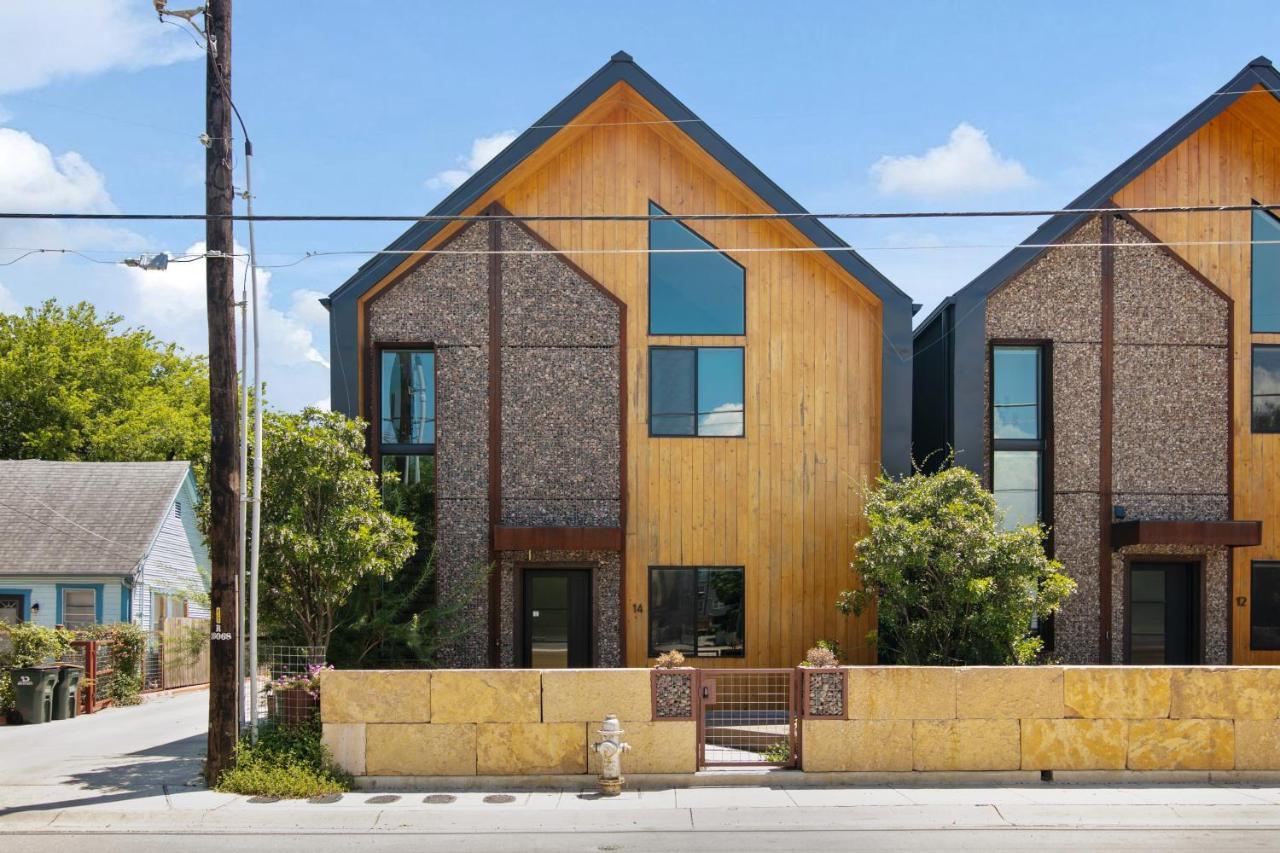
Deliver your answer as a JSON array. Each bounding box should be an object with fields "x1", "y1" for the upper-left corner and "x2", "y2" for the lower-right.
[
  {"x1": 1110, "y1": 519, "x2": 1262, "y2": 549},
  {"x1": 491, "y1": 526, "x2": 623, "y2": 551}
]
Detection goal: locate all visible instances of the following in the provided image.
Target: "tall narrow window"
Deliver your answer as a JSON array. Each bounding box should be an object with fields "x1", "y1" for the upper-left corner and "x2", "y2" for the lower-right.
[
  {"x1": 648, "y1": 202, "x2": 745, "y2": 335},
  {"x1": 649, "y1": 346, "x2": 744, "y2": 437},
  {"x1": 1253, "y1": 208, "x2": 1280, "y2": 333},
  {"x1": 1252, "y1": 561, "x2": 1280, "y2": 651},
  {"x1": 991, "y1": 345, "x2": 1047, "y2": 530},
  {"x1": 648, "y1": 566, "x2": 745, "y2": 658},
  {"x1": 1254, "y1": 345, "x2": 1280, "y2": 433},
  {"x1": 379, "y1": 349, "x2": 437, "y2": 550}
]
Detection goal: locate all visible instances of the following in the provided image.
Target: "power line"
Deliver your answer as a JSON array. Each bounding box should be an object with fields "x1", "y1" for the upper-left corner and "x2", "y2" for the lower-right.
[{"x1": 1, "y1": 201, "x2": 1277, "y2": 224}]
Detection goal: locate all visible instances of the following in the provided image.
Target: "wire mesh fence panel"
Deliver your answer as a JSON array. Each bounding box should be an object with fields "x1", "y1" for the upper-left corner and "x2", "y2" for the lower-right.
[
  {"x1": 699, "y1": 670, "x2": 797, "y2": 767},
  {"x1": 250, "y1": 644, "x2": 325, "y2": 726},
  {"x1": 143, "y1": 632, "x2": 164, "y2": 692}
]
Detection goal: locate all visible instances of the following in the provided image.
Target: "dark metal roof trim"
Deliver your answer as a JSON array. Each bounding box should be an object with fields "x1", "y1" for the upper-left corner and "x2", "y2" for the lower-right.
[
  {"x1": 328, "y1": 52, "x2": 910, "y2": 307},
  {"x1": 951, "y1": 57, "x2": 1280, "y2": 307}
]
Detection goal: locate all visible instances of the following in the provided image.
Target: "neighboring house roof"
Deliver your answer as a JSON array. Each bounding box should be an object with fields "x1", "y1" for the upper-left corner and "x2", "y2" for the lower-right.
[
  {"x1": 915, "y1": 55, "x2": 1280, "y2": 337},
  {"x1": 328, "y1": 50, "x2": 911, "y2": 309},
  {"x1": 0, "y1": 460, "x2": 191, "y2": 576}
]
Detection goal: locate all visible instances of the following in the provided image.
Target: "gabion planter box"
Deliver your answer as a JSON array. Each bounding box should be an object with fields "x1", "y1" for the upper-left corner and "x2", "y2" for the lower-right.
[
  {"x1": 651, "y1": 669, "x2": 697, "y2": 720},
  {"x1": 801, "y1": 667, "x2": 847, "y2": 719}
]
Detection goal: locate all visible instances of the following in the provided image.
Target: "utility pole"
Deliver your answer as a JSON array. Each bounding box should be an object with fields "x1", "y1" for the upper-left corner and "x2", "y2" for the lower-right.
[{"x1": 203, "y1": 0, "x2": 240, "y2": 783}]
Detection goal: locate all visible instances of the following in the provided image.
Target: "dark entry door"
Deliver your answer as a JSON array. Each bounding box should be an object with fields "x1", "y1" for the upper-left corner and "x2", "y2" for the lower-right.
[
  {"x1": 1129, "y1": 562, "x2": 1198, "y2": 664},
  {"x1": 522, "y1": 569, "x2": 592, "y2": 668}
]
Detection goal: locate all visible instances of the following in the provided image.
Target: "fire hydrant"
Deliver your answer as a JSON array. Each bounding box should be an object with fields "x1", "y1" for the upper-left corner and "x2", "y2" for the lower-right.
[{"x1": 591, "y1": 714, "x2": 631, "y2": 796}]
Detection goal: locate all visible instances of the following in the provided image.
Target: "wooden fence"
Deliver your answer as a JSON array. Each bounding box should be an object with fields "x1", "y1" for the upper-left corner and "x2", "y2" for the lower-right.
[{"x1": 157, "y1": 617, "x2": 210, "y2": 689}]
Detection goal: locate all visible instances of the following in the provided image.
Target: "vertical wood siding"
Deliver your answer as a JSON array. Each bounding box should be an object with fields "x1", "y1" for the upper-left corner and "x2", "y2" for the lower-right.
[{"x1": 358, "y1": 84, "x2": 883, "y2": 667}]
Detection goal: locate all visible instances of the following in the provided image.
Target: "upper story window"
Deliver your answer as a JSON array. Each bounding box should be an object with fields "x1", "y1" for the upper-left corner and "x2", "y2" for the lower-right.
[
  {"x1": 1253, "y1": 208, "x2": 1280, "y2": 333},
  {"x1": 380, "y1": 350, "x2": 435, "y2": 449},
  {"x1": 650, "y1": 346, "x2": 744, "y2": 437},
  {"x1": 648, "y1": 202, "x2": 745, "y2": 335},
  {"x1": 991, "y1": 344, "x2": 1048, "y2": 530},
  {"x1": 1254, "y1": 345, "x2": 1280, "y2": 433}
]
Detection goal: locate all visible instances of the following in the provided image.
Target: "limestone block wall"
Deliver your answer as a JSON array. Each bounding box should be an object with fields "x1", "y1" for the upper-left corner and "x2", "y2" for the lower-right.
[
  {"x1": 803, "y1": 666, "x2": 1280, "y2": 774},
  {"x1": 320, "y1": 668, "x2": 694, "y2": 778}
]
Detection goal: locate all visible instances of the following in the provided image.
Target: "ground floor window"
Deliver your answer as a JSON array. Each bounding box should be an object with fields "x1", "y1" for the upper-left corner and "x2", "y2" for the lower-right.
[
  {"x1": 1251, "y1": 561, "x2": 1280, "y2": 651},
  {"x1": 60, "y1": 587, "x2": 98, "y2": 630},
  {"x1": 648, "y1": 566, "x2": 745, "y2": 657}
]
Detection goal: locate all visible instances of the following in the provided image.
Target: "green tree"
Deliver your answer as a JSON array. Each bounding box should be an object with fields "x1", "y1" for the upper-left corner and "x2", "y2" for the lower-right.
[
  {"x1": 254, "y1": 408, "x2": 415, "y2": 654},
  {"x1": 0, "y1": 300, "x2": 209, "y2": 465},
  {"x1": 837, "y1": 464, "x2": 1074, "y2": 665}
]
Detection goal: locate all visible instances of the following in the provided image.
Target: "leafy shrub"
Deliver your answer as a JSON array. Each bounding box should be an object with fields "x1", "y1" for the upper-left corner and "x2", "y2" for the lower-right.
[
  {"x1": 0, "y1": 623, "x2": 76, "y2": 715},
  {"x1": 760, "y1": 738, "x2": 791, "y2": 763},
  {"x1": 838, "y1": 465, "x2": 1074, "y2": 665},
  {"x1": 654, "y1": 650, "x2": 686, "y2": 668},
  {"x1": 85, "y1": 622, "x2": 147, "y2": 706},
  {"x1": 216, "y1": 719, "x2": 351, "y2": 798},
  {"x1": 800, "y1": 645, "x2": 839, "y2": 668}
]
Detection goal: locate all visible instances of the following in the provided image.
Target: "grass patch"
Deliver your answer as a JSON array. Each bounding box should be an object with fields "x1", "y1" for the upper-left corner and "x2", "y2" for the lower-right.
[{"x1": 215, "y1": 719, "x2": 352, "y2": 799}]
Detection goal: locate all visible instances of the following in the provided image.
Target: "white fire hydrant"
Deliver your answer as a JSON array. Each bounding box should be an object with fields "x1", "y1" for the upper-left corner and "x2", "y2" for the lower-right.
[{"x1": 591, "y1": 714, "x2": 631, "y2": 796}]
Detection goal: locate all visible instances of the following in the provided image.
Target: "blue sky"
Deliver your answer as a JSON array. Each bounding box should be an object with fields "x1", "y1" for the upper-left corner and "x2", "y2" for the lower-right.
[{"x1": 0, "y1": 1, "x2": 1277, "y2": 410}]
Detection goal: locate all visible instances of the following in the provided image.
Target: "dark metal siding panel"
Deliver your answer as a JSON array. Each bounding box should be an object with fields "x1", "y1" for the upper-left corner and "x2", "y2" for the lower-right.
[
  {"x1": 951, "y1": 290, "x2": 988, "y2": 475},
  {"x1": 910, "y1": 304, "x2": 953, "y2": 472}
]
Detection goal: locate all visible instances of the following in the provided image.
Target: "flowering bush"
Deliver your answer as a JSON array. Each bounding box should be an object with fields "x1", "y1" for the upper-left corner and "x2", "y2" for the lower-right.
[{"x1": 264, "y1": 664, "x2": 332, "y2": 698}]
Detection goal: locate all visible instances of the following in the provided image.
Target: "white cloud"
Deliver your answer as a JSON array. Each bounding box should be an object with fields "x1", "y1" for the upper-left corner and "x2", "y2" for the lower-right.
[
  {"x1": 0, "y1": 282, "x2": 19, "y2": 314},
  {"x1": 870, "y1": 123, "x2": 1033, "y2": 197},
  {"x1": 289, "y1": 288, "x2": 331, "y2": 329},
  {"x1": 426, "y1": 130, "x2": 517, "y2": 191},
  {"x1": 0, "y1": 127, "x2": 113, "y2": 213},
  {"x1": 698, "y1": 403, "x2": 745, "y2": 437},
  {"x1": 0, "y1": 0, "x2": 201, "y2": 94},
  {"x1": 313, "y1": 397, "x2": 331, "y2": 412},
  {"x1": 125, "y1": 241, "x2": 330, "y2": 372}
]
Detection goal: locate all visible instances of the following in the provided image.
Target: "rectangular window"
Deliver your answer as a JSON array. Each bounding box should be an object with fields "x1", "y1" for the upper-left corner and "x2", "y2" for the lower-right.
[
  {"x1": 1253, "y1": 208, "x2": 1280, "y2": 333},
  {"x1": 1252, "y1": 561, "x2": 1280, "y2": 651},
  {"x1": 991, "y1": 345, "x2": 1047, "y2": 530},
  {"x1": 648, "y1": 202, "x2": 745, "y2": 335},
  {"x1": 380, "y1": 350, "x2": 435, "y2": 448},
  {"x1": 381, "y1": 454, "x2": 437, "y2": 545},
  {"x1": 62, "y1": 588, "x2": 97, "y2": 630},
  {"x1": 648, "y1": 566, "x2": 745, "y2": 658},
  {"x1": 1254, "y1": 345, "x2": 1280, "y2": 433},
  {"x1": 649, "y1": 347, "x2": 744, "y2": 437}
]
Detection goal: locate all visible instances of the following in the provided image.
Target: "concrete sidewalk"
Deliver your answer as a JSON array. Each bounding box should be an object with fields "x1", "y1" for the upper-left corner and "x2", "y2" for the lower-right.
[{"x1": 5, "y1": 781, "x2": 1280, "y2": 850}]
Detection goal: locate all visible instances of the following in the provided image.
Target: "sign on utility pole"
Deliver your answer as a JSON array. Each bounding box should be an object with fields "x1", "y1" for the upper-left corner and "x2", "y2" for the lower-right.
[{"x1": 203, "y1": 0, "x2": 240, "y2": 784}]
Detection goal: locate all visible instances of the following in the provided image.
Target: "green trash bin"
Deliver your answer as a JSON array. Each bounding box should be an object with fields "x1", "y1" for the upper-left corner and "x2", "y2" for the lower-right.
[
  {"x1": 52, "y1": 665, "x2": 83, "y2": 721},
  {"x1": 12, "y1": 666, "x2": 59, "y2": 724}
]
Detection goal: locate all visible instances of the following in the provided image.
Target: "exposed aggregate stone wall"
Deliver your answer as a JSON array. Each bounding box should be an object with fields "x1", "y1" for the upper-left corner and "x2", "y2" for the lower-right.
[
  {"x1": 367, "y1": 222, "x2": 491, "y2": 667},
  {"x1": 985, "y1": 216, "x2": 1232, "y2": 664}
]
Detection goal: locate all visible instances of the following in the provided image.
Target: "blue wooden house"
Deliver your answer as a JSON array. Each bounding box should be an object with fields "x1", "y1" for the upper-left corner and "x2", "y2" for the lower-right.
[{"x1": 0, "y1": 461, "x2": 210, "y2": 632}]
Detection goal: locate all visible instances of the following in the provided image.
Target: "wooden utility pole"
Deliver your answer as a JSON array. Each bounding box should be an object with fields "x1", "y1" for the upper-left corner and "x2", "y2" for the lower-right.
[{"x1": 204, "y1": 0, "x2": 240, "y2": 783}]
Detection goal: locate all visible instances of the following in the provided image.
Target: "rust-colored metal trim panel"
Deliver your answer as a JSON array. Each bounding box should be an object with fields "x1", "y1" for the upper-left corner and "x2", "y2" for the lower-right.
[
  {"x1": 492, "y1": 526, "x2": 624, "y2": 552},
  {"x1": 1111, "y1": 520, "x2": 1263, "y2": 548}
]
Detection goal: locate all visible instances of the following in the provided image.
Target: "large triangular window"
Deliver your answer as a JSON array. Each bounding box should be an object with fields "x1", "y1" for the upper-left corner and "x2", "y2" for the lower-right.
[{"x1": 648, "y1": 202, "x2": 745, "y2": 335}]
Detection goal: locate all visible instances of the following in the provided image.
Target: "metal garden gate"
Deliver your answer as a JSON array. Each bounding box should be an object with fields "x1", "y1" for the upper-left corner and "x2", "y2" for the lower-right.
[{"x1": 697, "y1": 668, "x2": 799, "y2": 768}]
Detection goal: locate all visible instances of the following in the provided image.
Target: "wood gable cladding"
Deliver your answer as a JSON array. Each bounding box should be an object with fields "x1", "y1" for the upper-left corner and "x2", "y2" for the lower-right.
[
  {"x1": 356, "y1": 82, "x2": 884, "y2": 668},
  {"x1": 1113, "y1": 88, "x2": 1280, "y2": 664}
]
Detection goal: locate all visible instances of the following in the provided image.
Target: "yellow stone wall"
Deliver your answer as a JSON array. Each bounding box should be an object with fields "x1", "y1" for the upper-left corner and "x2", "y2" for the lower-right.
[
  {"x1": 320, "y1": 666, "x2": 1280, "y2": 778},
  {"x1": 319, "y1": 668, "x2": 689, "y2": 778},
  {"x1": 805, "y1": 666, "x2": 1280, "y2": 773}
]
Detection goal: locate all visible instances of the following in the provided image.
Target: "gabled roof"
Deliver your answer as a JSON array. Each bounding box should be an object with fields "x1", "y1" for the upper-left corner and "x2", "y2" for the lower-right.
[
  {"x1": 328, "y1": 51, "x2": 910, "y2": 308},
  {"x1": 0, "y1": 461, "x2": 191, "y2": 576},
  {"x1": 921, "y1": 55, "x2": 1280, "y2": 335}
]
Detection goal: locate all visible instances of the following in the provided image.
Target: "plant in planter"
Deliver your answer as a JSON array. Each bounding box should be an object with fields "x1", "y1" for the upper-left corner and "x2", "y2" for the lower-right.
[
  {"x1": 799, "y1": 643, "x2": 845, "y2": 717},
  {"x1": 265, "y1": 664, "x2": 332, "y2": 727}
]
